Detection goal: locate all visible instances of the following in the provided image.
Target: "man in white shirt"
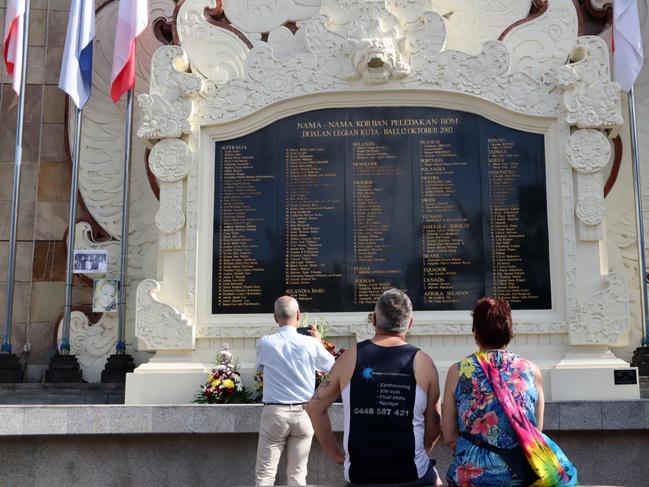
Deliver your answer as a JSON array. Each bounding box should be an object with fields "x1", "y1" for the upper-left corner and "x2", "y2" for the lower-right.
[{"x1": 255, "y1": 296, "x2": 336, "y2": 486}]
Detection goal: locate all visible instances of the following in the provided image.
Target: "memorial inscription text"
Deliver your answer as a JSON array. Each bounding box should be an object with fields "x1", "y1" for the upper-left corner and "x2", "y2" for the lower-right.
[{"x1": 213, "y1": 107, "x2": 550, "y2": 313}]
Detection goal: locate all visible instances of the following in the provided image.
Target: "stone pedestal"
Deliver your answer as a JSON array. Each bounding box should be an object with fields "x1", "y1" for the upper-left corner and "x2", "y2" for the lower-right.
[
  {"x1": 45, "y1": 354, "x2": 83, "y2": 383},
  {"x1": 125, "y1": 352, "x2": 206, "y2": 404},
  {"x1": 101, "y1": 354, "x2": 136, "y2": 383},
  {"x1": 0, "y1": 353, "x2": 22, "y2": 383},
  {"x1": 631, "y1": 346, "x2": 649, "y2": 376},
  {"x1": 550, "y1": 349, "x2": 640, "y2": 401}
]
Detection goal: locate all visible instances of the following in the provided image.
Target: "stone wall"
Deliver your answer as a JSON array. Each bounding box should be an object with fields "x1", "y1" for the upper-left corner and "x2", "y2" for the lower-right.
[
  {"x1": 0, "y1": 0, "x2": 94, "y2": 380},
  {"x1": 1, "y1": 0, "x2": 649, "y2": 384},
  {"x1": 0, "y1": 402, "x2": 647, "y2": 486}
]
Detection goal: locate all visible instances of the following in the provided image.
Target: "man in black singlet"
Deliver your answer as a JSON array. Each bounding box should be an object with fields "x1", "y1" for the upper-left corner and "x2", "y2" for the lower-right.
[{"x1": 306, "y1": 289, "x2": 442, "y2": 486}]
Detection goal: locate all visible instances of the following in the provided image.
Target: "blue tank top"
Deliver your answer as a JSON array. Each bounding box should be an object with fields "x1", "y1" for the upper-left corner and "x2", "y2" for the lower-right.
[{"x1": 342, "y1": 340, "x2": 429, "y2": 484}]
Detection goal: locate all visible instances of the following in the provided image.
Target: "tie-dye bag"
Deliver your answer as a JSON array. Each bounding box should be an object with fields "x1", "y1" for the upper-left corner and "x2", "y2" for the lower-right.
[{"x1": 474, "y1": 352, "x2": 578, "y2": 487}]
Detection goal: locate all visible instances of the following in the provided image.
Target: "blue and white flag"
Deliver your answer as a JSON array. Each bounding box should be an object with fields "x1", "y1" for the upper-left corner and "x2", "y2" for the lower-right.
[{"x1": 59, "y1": 0, "x2": 95, "y2": 109}]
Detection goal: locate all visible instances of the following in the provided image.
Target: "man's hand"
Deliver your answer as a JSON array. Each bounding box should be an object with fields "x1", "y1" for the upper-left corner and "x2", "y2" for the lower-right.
[{"x1": 308, "y1": 324, "x2": 322, "y2": 341}]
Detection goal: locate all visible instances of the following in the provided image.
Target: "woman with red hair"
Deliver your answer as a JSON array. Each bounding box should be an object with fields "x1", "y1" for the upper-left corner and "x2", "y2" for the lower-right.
[{"x1": 441, "y1": 298, "x2": 577, "y2": 486}]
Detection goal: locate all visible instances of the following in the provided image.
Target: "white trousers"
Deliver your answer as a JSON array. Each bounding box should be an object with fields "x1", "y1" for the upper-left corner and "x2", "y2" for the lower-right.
[{"x1": 254, "y1": 404, "x2": 314, "y2": 486}]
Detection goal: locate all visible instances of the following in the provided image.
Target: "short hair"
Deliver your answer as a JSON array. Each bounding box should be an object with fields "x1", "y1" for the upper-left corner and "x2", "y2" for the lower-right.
[
  {"x1": 472, "y1": 297, "x2": 513, "y2": 349},
  {"x1": 274, "y1": 296, "x2": 299, "y2": 322},
  {"x1": 374, "y1": 289, "x2": 413, "y2": 333}
]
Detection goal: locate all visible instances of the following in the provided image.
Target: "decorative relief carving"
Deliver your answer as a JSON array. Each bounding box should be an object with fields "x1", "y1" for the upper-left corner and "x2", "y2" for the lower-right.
[
  {"x1": 428, "y1": 0, "x2": 533, "y2": 57},
  {"x1": 565, "y1": 128, "x2": 612, "y2": 241},
  {"x1": 138, "y1": 46, "x2": 203, "y2": 139},
  {"x1": 502, "y1": 0, "x2": 578, "y2": 82},
  {"x1": 176, "y1": 0, "x2": 250, "y2": 85},
  {"x1": 555, "y1": 36, "x2": 623, "y2": 129},
  {"x1": 352, "y1": 323, "x2": 376, "y2": 342},
  {"x1": 569, "y1": 273, "x2": 630, "y2": 345},
  {"x1": 188, "y1": 1, "x2": 563, "y2": 126},
  {"x1": 148, "y1": 139, "x2": 193, "y2": 250},
  {"x1": 136, "y1": 279, "x2": 194, "y2": 350},
  {"x1": 59, "y1": 311, "x2": 118, "y2": 383},
  {"x1": 195, "y1": 321, "x2": 568, "y2": 338},
  {"x1": 565, "y1": 129, "x2": 612, "y2": 173}
]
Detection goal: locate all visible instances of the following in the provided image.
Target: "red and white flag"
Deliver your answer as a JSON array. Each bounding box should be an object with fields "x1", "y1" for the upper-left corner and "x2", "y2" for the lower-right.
[
  {"x1": 3, "y1": 0, "x2": 26, "y2": 95},
  {"x1": 613, "y1": 0, "x2": 644, "y2": 92},
  {"x1": 110, "y1": 0, "x2": 148, "y2": 103}
]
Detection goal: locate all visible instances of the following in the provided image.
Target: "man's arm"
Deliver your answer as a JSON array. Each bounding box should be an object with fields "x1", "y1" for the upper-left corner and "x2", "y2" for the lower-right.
[
  {"x1": 416, "y1": 352, "x2": 441, "y2": 453},
  {"x1": 308, "y1": 325, "x2": 336, "y2": 372},
  {"x1": 306, "y1": 348, "x2": 354, "y2": 465},
  {"x1": 255, "y1": 338, "x2": 265, "y2": 372}
]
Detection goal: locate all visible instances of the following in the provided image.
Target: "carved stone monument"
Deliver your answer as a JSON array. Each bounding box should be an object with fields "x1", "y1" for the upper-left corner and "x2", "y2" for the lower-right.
[{"x1": 122, "y1": 0, "x2": 641, "y2": 403}]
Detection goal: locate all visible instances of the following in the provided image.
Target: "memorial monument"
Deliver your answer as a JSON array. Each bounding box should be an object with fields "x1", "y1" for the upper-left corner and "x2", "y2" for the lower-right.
[{"x1": 115, "y1": 0, "x2": 641, "y2": 403}]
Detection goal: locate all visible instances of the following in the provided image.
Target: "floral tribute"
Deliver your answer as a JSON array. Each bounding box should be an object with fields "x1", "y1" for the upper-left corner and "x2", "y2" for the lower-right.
[
  {"x1": 195, "y1": 344, "x2": 253, "y2": 404},
  {"x1": 254, "y1": 315, "x2": 345, "y2": 400}
]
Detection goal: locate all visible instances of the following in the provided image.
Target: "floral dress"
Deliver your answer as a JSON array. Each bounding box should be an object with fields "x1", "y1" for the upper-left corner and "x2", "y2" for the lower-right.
[{"x1": 447, "y1": 350, "x2": 538, "y2": 487}]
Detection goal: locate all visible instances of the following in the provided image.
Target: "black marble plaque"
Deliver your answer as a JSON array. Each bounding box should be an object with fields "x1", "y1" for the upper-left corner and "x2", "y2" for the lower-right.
[{"x1": 212, "y1": 107, "x2": 551, "y2": 313}]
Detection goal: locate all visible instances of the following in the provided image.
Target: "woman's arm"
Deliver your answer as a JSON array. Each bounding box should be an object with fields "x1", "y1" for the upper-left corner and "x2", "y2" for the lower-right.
[
  {"x1": 531, "y1": 362, "x2": 545, "y2": 431},
  {"x1": 441, "y1": 363, "x2": 460, "y2": 450}
]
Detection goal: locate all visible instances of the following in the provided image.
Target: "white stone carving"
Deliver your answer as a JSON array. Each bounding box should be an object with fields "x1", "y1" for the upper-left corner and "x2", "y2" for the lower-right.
[
  {"x1": 137, "y1": 46, "x2": 203, "y2": 139},
  {"x1": 176, "y1": 0, "x2": 250, "y2": 85},
  {"x1": 502, "y1": 0, "x2": 578, "y2": 82},
  {"x1": 565, "y1": 128, "x2": 612, "y2": 241},
  {"x1": 566, "y1": 129, "x2": 612, "y2": 173},
  {"x1": 57, "y1": 311, "x2": 118, "y2": 383},
  {"x1": 569, "y1": 273, "x2": 631, "y2": 345},
  {"x1": 68, "y1": 1, "x2": 174, "y2": 381},
  {"x1": 148, "y1": 139, "x2": 193, "y2": 250},
  {"x1": 182, "y1": 0, "x2": 564, "y2": 125},
  {"x1": 195, "y1": 321, "x2": 569, "y2": 338},
  {"x1": 431, "y1": 0, "x2": 532, "y2": 56},
  {"x1": 556, "y1": 36, "x2": 623, "y2": 129},
  {"x1": 136, "y1": 279, "x2": 194, "y2": 351},
  {"x1": 352, "y1": 323, "x2": 376, "y2": 342}
]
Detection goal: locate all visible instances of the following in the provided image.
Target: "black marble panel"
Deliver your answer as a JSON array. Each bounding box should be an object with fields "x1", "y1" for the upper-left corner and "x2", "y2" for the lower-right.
[{"x1": 212, "y1": 107, "x2": 550, "y2": 314}]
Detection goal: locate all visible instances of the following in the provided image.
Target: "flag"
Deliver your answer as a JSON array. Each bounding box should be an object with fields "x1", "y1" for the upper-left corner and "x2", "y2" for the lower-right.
[
  {"x1": 613, "y1": 0, "x2": 644, "y2": 92},
  {"x1": 110, "y1": 0, "x2": 148, "y2": 103},
  {"x1": 59, "y1": 0, "x2": 95, "y2": 109},
  {"x1": 3, "y1": 0, "x2": 26, "y2": 95}
]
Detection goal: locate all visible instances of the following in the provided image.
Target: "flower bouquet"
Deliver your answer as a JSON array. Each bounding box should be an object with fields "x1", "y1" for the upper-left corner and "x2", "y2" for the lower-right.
[{"x1": 195, "y1": 344, "x2": 253, "y2": 404}]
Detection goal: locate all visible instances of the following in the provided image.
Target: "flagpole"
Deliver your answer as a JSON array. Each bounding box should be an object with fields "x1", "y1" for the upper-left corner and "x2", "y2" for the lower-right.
[
  {"x1": 60, "y1": 107, "x2": 83, "y2": 355},
  {"x1": 117, "y1": 88, "x2": 134, "y2": 354},
  {"x1": 44, "y1": 104, "x2": 84, "y2": 382},
  {"x1": 628, "y1": 86, "x2": 649, "y2": 345},
  {"x1": 0, "y1": 0, "x2": 30, "y2": 383},
  {"x1": 101, "y1": 88, "x2": 135, "y2": 382}
]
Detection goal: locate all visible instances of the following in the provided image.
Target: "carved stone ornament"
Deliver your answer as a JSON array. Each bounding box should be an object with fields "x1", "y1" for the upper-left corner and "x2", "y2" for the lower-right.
[
  {"x1": 136, "y1": 279, "x2": 194, "y2": 351},
  {"x1": 565, "y1": 128, "x2": 612, "y2": 174},
  {"x1": 569, "y1": 273, "x2": 631, "y2": 345},
  {"x1": 195, "y1": 320, "x2": 568, "y2": 338},
  {"x1": 565, "y1": 129, "x2": 611, "y2": 241},
  {"x1": 171, "y1": 0, "x2": 582, "y2": 126},
  {"x1": 555, "y1": 36, "x2": 623, "y2": 129},
  {"x1": 149, "y1": 138, "x2": 193, "y2": 250},
  {"x1": 57, "y1": 311, "x2": 118, "y2": 383},
  {"x1": 137, "y1": 46, "x2": 203, "y2": 139}
]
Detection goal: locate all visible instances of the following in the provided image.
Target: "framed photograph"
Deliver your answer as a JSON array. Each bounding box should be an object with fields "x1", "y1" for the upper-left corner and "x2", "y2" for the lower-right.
[
  {"x1": 93, "y1": 279, "x2": 118, "y2": 313},
  {"x1": 73, "y1": 249, "x2": 108, "y2": 274}
]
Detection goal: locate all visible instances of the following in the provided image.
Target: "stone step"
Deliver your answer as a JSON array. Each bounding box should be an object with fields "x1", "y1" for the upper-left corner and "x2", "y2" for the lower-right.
[{"x1": 0, "y1": 383, "x2": 124, "y2": 405}]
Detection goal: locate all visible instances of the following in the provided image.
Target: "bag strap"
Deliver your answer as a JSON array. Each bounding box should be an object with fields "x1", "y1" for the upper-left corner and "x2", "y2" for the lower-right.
[{"x1": 473, "y1": 352, "x2": 571, "y2": 487}]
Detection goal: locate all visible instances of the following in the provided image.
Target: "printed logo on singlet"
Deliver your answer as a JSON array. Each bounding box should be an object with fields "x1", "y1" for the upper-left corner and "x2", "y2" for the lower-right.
[{"x1": 360, "y1": 366, "x2": 375, "y2": 380}]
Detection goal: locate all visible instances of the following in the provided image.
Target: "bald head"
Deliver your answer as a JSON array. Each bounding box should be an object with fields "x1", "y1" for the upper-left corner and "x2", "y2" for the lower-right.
[{"x1": 274, "y1": 296, "x2": 300, "y2": 326}]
